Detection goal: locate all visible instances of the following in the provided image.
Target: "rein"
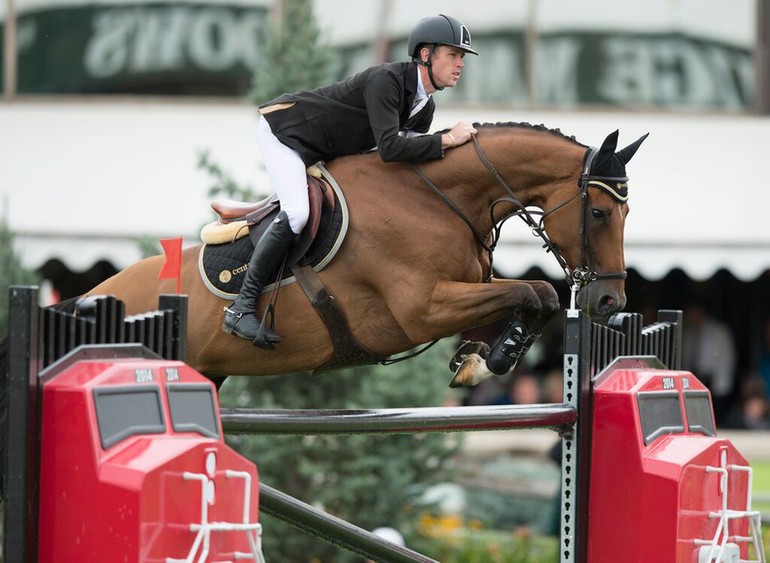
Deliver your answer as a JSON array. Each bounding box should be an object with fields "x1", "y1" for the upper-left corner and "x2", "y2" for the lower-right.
[
  {"x1": 412, "y1": 134, "x2": 628, "y2": 295},
  {"x1": 411, "y1": 165, "x2": 493, "y2": 255}
]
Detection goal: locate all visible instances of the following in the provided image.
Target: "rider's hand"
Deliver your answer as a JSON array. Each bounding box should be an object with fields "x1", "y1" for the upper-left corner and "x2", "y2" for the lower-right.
[{"x1": 442, "y1": 121, "x2": 478, "y2": 149}]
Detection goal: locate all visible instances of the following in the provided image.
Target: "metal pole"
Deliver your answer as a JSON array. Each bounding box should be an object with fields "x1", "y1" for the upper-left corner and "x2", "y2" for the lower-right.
[
  {"x1": 373, "y1": 0, "x2": 393, "y2": 63},
  {"x1": 3, "y1": 0, "x2": 17, "y2": 101},
  {"x1": 260, "y1": 483, "x2": 438, "y2": 563},
  {"x1": 757, "y1": 0, "x2": 770, "y2": 114},
  {"x1": 221, "y1": 403, "x2": 577, "y2": 435},
  {"x1": 524, "y1": 0, "x2": 539, "y2": 104}
]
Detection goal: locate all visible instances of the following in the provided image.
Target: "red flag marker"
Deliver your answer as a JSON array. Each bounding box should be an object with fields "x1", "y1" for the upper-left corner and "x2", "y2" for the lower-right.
[{"x1": 158, "y1": 238, "x2": 183, "y2": 294}]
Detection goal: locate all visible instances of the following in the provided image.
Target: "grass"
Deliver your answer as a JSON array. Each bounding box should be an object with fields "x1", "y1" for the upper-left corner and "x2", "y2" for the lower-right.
[{"x1": 752, "y1": 460, "x2": 770, "y2": 514}]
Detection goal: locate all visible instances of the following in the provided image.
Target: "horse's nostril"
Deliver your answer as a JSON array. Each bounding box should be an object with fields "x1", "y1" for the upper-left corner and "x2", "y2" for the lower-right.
[{"x1": 599, "y1": 295, "x2": 616, "y2": 315}]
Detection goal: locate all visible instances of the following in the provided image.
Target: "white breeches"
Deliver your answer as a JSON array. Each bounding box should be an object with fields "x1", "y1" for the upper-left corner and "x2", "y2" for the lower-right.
[{"x1": 257, "y1": 115, "x2": 309, "y2": 235}]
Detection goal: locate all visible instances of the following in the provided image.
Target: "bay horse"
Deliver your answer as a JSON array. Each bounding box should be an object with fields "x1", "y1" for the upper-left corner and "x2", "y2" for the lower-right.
[{"x1": 78, "y1": 122, "x2": 646, "y2": 387}]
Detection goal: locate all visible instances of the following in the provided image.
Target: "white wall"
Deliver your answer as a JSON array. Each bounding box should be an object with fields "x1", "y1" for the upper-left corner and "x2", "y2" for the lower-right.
[{"x1": 3, "y1": 100, "x2": 770, "y2": 280}]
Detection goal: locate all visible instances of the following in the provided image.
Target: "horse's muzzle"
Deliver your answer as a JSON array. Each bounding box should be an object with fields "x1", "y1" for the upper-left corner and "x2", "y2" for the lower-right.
[{"x1": 577, "y1": 281, "x2": 626, "y2": 320}]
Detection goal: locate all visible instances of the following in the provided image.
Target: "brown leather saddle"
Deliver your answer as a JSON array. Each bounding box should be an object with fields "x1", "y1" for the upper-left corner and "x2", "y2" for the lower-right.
[
  {"x1": 211, "y1": 175, "x2": 333, "y2": 266},
  {"x1": 199, "y1": 176, "x2": 341, "y2": 299}
]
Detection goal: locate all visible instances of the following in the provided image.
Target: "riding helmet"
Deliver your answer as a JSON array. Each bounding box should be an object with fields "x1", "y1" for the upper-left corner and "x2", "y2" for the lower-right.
[{"x1": 408, "y1": 14, "x2": 478, "y2": 59}]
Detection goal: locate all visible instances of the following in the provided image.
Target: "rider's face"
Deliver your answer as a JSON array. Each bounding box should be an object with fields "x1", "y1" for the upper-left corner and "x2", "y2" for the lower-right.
[{"x1": 422, "y1": 45, "x2": 466, "y2": 90}]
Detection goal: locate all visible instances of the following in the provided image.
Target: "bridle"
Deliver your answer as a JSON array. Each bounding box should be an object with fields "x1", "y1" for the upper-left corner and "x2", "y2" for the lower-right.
[{"x1": 411, "y1": 134, "x2": 629, "y2": 300}]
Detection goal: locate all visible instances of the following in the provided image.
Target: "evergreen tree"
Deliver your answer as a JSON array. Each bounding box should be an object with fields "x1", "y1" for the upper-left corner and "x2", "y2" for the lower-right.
[
  {"x1": 248, "y1": 0, "x2": 334, "y2": 104},
  {"x1": 0, "y1": 209, "x2": 39, "y2": 336}
]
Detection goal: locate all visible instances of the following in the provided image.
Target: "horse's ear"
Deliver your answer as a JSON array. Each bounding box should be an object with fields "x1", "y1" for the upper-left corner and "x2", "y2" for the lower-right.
[
  {"x1": 600, "y1": 130, "x2": 620, "y2": 153},
  {"x1": 615, "y1": 132, "x2": 650, "y2": 165},
  {"x1": 592, "y1": 130, "x2": 620, "y2": 171}
]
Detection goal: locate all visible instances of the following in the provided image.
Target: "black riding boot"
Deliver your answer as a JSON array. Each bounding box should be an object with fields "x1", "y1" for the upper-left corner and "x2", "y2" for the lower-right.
[{"x1": 222, "y1": 211, "x2": 295, "y2": 347}]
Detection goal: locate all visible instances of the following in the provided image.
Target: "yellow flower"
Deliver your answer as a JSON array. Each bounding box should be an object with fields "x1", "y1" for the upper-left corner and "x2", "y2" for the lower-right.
[{"x1": 469, "y1": 518, "x2": 483, "y2": 530}]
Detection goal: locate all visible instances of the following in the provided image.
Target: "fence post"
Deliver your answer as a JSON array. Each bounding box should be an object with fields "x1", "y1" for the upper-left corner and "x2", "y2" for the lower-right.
[
  {"x1": 560, "y1": 308, "x2": 592, "y2": 563},
  {"x1": 159, "y1": 294, "x2": 188, "y2": 362},
  {"x1": 658, "y1": 310, "x2": 683, "y2": 369},
  {"x1": 4, "y1": 286, "x2": 40, "y2": 563}
]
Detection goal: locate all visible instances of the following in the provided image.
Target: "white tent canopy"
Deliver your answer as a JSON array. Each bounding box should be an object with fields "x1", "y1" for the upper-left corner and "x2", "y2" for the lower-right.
[{"x1": 2, "y1": 101, "x2": 769, "y2": 281}]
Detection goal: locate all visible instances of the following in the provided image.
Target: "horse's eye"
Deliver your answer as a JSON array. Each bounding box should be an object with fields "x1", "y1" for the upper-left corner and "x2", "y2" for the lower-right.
[{"x1": 591, "y1": 208, "x2": 609, "y2": 223}]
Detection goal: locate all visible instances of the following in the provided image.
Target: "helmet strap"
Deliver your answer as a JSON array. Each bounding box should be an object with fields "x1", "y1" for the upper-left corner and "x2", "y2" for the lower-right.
[{"x1": 419, "y1": 45, "x2": 443, "y2": 91}]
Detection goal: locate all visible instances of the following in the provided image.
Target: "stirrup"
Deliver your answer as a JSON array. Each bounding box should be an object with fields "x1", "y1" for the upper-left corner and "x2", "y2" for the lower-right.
[{"x1": 252, "y1": 304, "x2": 281, "y2": 349}]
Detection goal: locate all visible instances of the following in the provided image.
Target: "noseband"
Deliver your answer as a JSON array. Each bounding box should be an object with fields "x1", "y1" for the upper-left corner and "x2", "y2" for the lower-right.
[{"x1": 411, "y1": 135, "x2": 628, "y2": 296}]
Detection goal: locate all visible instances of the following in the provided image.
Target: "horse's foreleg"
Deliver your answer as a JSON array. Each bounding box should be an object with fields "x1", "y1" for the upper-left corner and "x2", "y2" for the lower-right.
[
  {"x1": 410, "y1": 279, "x2": 559, "y2": 387},
  {"x1": 414, "y1": 278, "x2": 558, "y2": 339},
  {"x1": 481, "y1": 279, "x2": 561, "y2": 374},
  {"x1": 449, "y1": 315, "x2": 539, "y2": 388}
]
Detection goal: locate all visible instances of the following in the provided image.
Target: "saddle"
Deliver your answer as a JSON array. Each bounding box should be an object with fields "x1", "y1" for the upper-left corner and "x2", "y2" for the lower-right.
[
  {"x1": 197, "y1": 164, "x2": 385, "y2": 371},
  {"x1": 199, "y1": 174, "x2": 339, "y2": 299}
]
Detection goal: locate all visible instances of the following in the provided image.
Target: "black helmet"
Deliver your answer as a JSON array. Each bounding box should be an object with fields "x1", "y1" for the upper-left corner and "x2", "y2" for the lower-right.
[{"x1": 408, "y1": 14, "x2": 478, "y2": 59}]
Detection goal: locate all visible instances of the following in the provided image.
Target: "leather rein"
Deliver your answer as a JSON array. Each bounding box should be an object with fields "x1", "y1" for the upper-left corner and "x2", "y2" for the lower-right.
[{"x1": 411, "y1": 135, "x2": 628, "y2": 295}]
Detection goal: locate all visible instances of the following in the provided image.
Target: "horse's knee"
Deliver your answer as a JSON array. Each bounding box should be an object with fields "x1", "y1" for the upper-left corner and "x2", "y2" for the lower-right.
[
  {"x1": 535, "y1": 283, "x2": 560, "y2": 318},
  {"x1": 513, "y1": 285, "x2": 541, "y2": 316},
  {"x1": 520, "y1": 281, "x2": 558, "y2": 316}
]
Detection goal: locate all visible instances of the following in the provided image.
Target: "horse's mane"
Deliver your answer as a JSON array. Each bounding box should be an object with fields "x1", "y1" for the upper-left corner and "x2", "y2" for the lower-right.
[{"x1": 471, "y1": 121, "x2": 588, "y2": 148}]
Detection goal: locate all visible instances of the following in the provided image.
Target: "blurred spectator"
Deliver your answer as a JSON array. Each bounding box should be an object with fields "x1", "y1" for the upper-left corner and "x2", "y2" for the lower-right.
[
  {"x1": 758, "y1": 318, "x2": 770, "y2": 400},
  {"x1": 542, "y1": 367, "x2": 564, "y2": 403},
  {"x1": 485, "y1": 371, "x2": 542, "y2": 405},
  {"x1": 723, "y1": 378, "x2": 770, "y2": 430},
  {"x1": 682, "y1": 299, "x2": 736, "y2": 426},
  {"x1": 510, "y1": 372, "x2": 541, "y2": 404},
  {"x1": 464, "y1": 376, "x2": 510, "y2": 406}
]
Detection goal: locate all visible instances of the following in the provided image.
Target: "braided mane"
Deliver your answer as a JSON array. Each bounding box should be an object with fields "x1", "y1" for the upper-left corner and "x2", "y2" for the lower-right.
[{"x1": 474, "y1": 121, "x2": 587, "y2": 147}]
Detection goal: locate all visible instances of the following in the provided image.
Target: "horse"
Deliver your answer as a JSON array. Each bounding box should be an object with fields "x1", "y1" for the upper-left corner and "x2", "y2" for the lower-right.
[
  {"x1": 71, "y1": 122, "x2": 646, "y2": 387},
  {"x1": 5, "y1": 124, "x2": 645, "y2": 392}
]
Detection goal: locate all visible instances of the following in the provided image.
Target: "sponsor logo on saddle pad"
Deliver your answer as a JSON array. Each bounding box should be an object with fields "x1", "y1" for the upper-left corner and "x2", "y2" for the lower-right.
[{"x1": 198, "y1": 165, "x2": 350, "y2": 300}]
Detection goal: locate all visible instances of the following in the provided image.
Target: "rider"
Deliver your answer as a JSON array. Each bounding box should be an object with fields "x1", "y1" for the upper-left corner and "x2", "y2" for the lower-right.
[{"x1": 222, "y1": 13, "x2": 480, "y2": 347}]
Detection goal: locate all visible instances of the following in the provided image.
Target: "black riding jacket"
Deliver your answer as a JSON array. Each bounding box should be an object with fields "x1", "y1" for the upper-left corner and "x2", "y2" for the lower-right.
[{"x1": 260, "y1": 62, "x2": 443, "y2": 166}]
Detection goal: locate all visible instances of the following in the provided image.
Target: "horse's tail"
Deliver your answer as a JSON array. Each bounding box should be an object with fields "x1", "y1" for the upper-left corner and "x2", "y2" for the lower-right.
[{"x1": 0, "y1": 296, "x2": 79, "y2": 501}]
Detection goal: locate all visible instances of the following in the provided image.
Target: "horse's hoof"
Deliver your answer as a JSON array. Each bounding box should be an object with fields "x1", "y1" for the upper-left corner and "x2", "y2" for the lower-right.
[
  {"x1": 449, "y1": 354, "x2": 494, "y2": 388},
  {"x1": 449, "y1": 340, "x2": 490, "y2": 372}
]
